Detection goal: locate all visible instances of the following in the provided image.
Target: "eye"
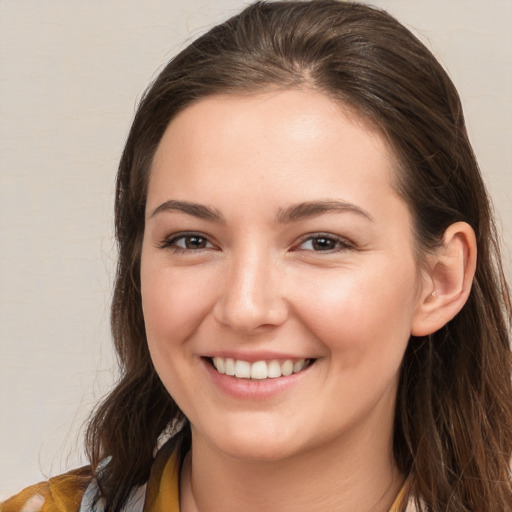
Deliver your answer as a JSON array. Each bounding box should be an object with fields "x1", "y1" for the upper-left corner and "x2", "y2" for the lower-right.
[
  {"x1": 296, "y1": 234, "x2": 352, "y2": 252},
  {"x1": 158, "y1": 232, "x2": 215, "y2": 252}
]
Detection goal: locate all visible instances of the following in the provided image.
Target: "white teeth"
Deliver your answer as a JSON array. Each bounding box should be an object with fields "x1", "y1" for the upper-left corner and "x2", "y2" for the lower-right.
[
  {"x1": 281, "y1": 360, "x2": 293, "y2": 376},
  {"x1": 293, "y1": 360, "x2": 306, "y2": 373},
  {"x1": 212, "y1": 357, "x2": 224, "y2": 374},
  {"x1": 250, "y1": 360, "x2": 268, "y2": 379},
  {"x1": 225, "y1": 358, "x2": 235, "y2": 376},
  {"x1": 267, "y1": 360, "x2": 282, "y2": 378},
  {"x1": 234, "y1": 360, "x2": 251, "y2": 378},
  {"x1": 211, "y1": 357, "x2": 310, "y2": 380}
]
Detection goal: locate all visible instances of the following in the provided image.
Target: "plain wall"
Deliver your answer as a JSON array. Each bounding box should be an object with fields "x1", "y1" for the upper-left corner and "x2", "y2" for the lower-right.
[{"x1": 1, "y1": 0, "x2": 510, "y2": 499}]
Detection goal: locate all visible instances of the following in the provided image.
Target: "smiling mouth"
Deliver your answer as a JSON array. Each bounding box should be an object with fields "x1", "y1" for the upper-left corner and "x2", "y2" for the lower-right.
[{"x1": 208, "y1": 357, "x2": 314, "y2": 380}]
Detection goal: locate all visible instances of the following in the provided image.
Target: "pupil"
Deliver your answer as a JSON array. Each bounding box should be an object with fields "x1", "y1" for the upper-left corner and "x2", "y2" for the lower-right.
[
  {"x1": 186, "y1": 236, "x2": 205, "y2": 249},
  {"x1": 313, "y1": 237, "x2": 334, "y2": 250}
]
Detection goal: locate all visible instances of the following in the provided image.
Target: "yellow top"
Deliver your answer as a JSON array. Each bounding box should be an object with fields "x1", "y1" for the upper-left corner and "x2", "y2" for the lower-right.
[{"x1": 1, "y1": 452, "x2": 405, "y2": 512}]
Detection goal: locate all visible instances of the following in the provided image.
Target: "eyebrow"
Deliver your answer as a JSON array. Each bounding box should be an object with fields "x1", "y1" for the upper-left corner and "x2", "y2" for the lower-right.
[
  {"x1": 276, "y1": 200, "x2": 373, "y2": 223},
  {"x1": 149, "y1": 200, "x2": 225, "y2": 222},
  {"x1": 149, "y1": 199, "x2": 373, "y2": 223}
]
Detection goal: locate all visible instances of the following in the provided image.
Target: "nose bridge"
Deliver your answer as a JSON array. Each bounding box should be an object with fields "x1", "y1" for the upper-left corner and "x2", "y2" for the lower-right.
[{"x1": 214, "y1": 243, "x2": 286, "y2": 332}]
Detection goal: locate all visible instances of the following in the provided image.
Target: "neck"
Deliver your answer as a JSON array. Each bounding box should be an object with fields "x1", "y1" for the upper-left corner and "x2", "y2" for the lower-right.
[{"x1": 180, "y1": 420, "x2": 404, "y2": 512}]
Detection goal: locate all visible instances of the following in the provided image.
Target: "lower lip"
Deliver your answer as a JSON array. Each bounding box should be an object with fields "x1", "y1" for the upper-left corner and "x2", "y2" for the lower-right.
[{"x1": 202, "y1": 358, "x2": 312, "y2": 400}]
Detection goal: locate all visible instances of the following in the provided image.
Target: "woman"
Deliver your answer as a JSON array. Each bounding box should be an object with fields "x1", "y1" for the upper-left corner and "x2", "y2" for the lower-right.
[{"x1": 2, "y1": 1, "x2": 511, "y2": 511}]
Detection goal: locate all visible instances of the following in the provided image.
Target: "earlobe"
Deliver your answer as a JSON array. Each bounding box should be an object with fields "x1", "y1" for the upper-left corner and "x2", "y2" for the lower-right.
[{"x1": 412, "y1": 222, "x2": 477, "y2": 337}]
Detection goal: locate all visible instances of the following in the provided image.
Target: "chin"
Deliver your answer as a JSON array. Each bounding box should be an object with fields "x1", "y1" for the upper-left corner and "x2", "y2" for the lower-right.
[
  {"x1": 193, "y1": 418, "x2": 308, "y2": 462},
  {"x1": 220, "y1": 437, "x2": 301, "y2": 462}
]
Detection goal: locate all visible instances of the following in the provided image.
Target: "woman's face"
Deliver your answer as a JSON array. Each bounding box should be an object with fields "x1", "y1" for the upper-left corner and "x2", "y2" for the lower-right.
[{"x1": 141, "y1": 89, "x2": 426, "y2": 461}]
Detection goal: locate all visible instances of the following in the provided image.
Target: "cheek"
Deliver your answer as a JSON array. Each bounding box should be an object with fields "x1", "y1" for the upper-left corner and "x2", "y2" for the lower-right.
[
  {"x1": 140, "y1": 263, "x2": 218, "y2": 406},
  {"x1": 293, "y1": 263, "x2": 419, "y2": 364},
  {"x1": 140, "y1": 263, "x2": 215, "y2": 354}
]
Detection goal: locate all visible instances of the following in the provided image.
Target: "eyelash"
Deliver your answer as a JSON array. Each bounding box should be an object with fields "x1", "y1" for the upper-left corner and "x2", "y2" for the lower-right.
[
  {"x1": 157, "y1": 232, "x2": 215, "y2": 253},
  {"x1": 157, "y1": 232, "x2": 354, "y2": 254},
  {"x1": 294, "y1": 233, "x2": 354, "y2": 253}
]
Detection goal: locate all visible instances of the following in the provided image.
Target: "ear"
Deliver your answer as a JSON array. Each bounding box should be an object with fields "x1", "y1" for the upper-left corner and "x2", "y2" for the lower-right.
[{"x1": 412, "y1": 222, "x2": 477, "y2": 337}]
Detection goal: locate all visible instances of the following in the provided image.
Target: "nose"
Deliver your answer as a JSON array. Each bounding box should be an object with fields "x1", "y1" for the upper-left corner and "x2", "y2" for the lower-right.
[{"x1": 213, "y1": 247, "x2": 288, "y2": 333}]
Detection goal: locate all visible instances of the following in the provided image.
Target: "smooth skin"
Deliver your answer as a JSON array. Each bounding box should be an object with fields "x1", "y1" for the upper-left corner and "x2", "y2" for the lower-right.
[{"x1": 140, "y1": 89, "x2": 476, "y2": 512}]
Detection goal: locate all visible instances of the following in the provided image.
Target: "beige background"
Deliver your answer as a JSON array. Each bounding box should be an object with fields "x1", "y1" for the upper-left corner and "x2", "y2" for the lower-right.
[{"x1": 1, "y1": 0, "x2": 510, "y2": 499}]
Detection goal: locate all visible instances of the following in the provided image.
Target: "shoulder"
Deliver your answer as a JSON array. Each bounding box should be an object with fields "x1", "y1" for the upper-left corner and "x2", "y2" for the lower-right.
[{"x1": 0, "y1": 467, "x2": 92, "y2": 512}]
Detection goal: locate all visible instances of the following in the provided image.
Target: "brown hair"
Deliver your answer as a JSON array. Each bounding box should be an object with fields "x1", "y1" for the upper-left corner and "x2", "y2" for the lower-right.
[{"x1": 86, "y1": 1, "x2": 512, "y2": 510}]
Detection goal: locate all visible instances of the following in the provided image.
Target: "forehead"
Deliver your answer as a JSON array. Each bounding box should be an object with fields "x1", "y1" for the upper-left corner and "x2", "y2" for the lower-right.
[{"x1": 150, "y1": 89, "x2": 396, "y2": 197}]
